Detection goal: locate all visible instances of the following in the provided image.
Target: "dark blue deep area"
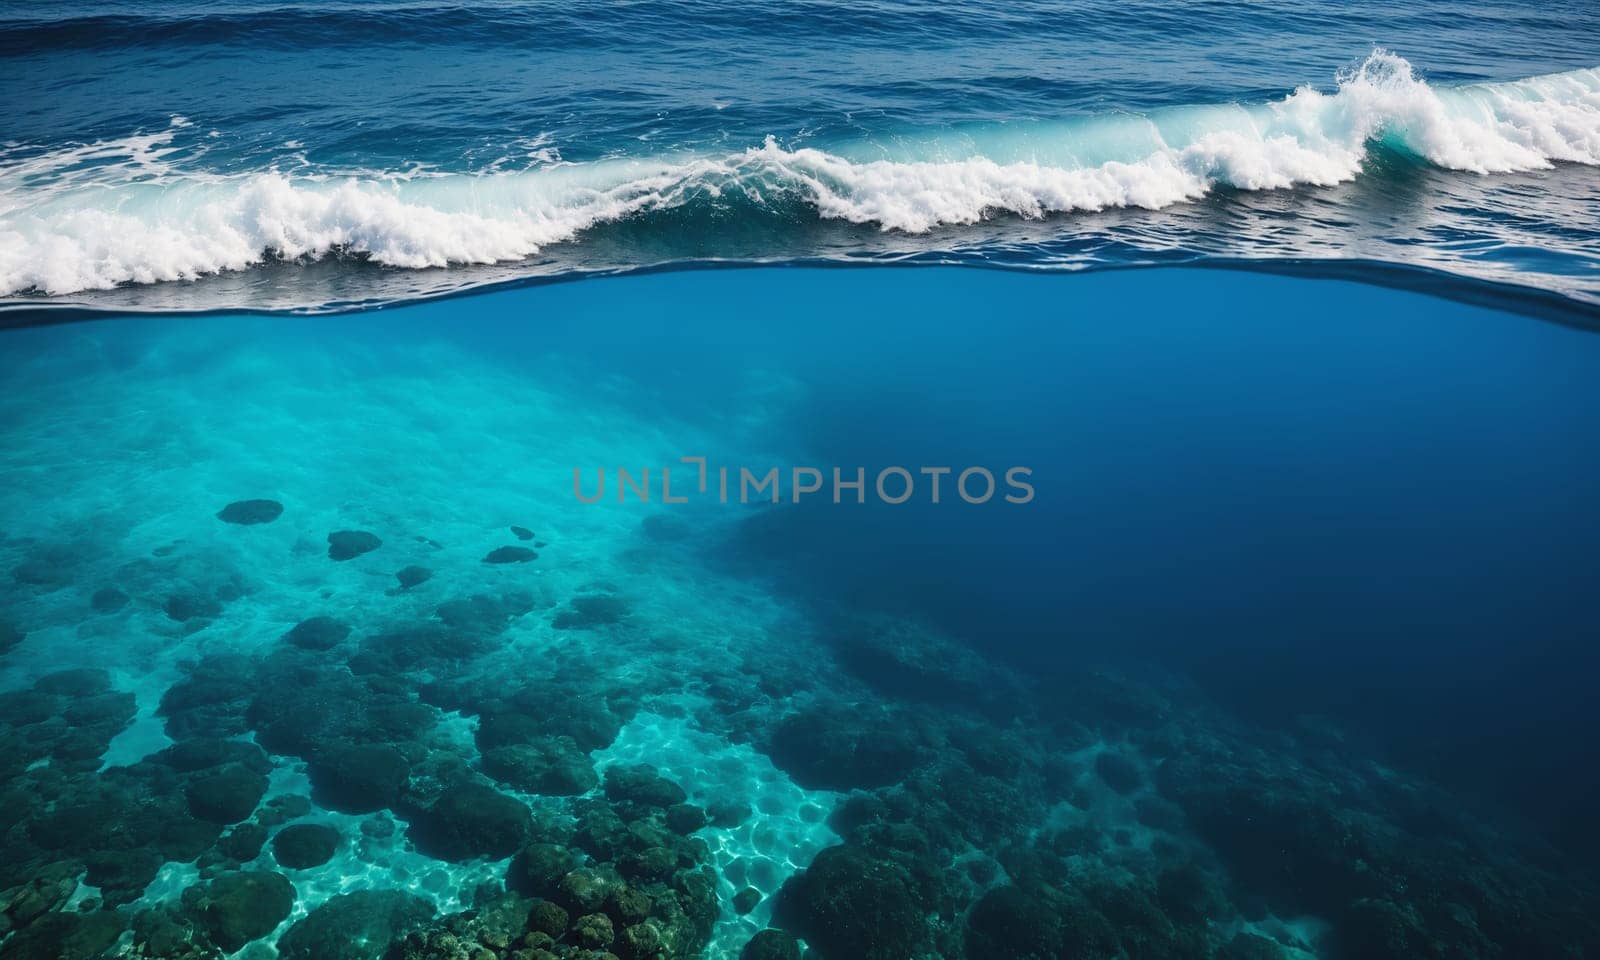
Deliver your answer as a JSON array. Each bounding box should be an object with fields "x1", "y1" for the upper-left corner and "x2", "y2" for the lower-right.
[
  {"x1": 5, "y1": 0, "x2": 1597, "y2": 159},
  {"x1": 445, "y1": 267, "x2": 1600, "y2": 852}
]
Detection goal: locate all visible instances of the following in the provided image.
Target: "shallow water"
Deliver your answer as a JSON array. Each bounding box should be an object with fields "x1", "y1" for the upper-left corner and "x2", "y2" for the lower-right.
[{"x1": 2, "y1": 267, "x2": 1598, "y2": 959}]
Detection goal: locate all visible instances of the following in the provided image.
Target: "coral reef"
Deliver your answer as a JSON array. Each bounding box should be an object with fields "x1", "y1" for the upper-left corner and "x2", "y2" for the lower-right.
[{"x1": 1, "y1": 430, "x2": 1596, "y2": 960}]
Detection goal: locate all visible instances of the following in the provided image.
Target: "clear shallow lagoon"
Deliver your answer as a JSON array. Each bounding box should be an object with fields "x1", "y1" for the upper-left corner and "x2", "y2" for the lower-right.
[{"x1": 1, "y1": 267, "x2": 1598, "y2": 959}]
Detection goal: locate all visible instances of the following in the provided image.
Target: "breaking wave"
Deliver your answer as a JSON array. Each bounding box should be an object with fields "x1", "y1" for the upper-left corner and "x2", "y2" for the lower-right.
[{"x1": 1, "y1": 52, "x2": 1597, "y2": 298}]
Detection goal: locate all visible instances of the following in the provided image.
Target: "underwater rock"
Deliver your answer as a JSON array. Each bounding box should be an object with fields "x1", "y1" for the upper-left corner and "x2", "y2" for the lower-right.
[
  {"x1": 272, "y1": 823, "x2": 341, "y2": 869},
  {"x1": 33, "y1": 667, "x2": 111, "y2": 698},
  {"x1": 1095, "y1": 750, "x2": 1143, "y2": 794},
  {"x1": 1156, "y1": 862, "x2": 1228, "y2": 925},
  {"x1": 826, "y1": 617, "x2": 1025, "y2": 716},
  {"x1": 327, "y1": 530, "x2": 381, "y2": 561},
  {"x1": 0, "y1": 865, "x2": 78, "y2": 930},
  {"x1": 216, "y1": 822, "x2": 268, "y2": 863},
  {"x1": 1341, "y1": 898, "x2": 1435, "y2": 960},
  {"x1": 196, "y1": 870, "x2": 295, "y2": 951},
  {"x1": 479, "y1": 691, "x2": 625, "y2": 753},
  {"x1": 528, "y1": 899, "x2": 569, "y2": 937},
  {"x1": 435, "y1": 591, "x2": 535, "y2": 634},
  {"x1": 618, "y1": 918, "x2": 666, "y2": 957},
  {"x1": 1221, "y1": 932, "x2": 1290, "y2": 960},
  {"x1": 216, "y1": 499, "x2": 284, "y2": 525},
  {"x1": 910, "y1": 761, "x2": 1040, "y2": 849},
  {"x1": 10, "y1": 543, "x2": 85, "y2": 589},
  {"x1": 350, "y1": 623, "x2": 492, "y2": 676},
  {"x1": 555, "y1": 867, "x2": 616, "y2": 914},
  {"x1": 960, "y1": 883, "x2": 1062, "y2": 960},
  {"x1": 481, "y1": 737, "x2": 597, "y2": 796},
  {"x1": 483, "y1": 545, "x2": 537, "y2": 564},
  {"x1": 384, "y1": 893, "x2": 534, "y2": 959},
  {"x1": 964, "y1": 883, "x2": 1119, "y2": 960},
  {"x1": 619, "y1": 845, "x2": 677, "y2": 881},
  {"x1": 571, "y1": 804, "x2": 631, "y2": 861},
  {"x1": 767, "y1": 706, "x2": 922, "y2": 791},
  {"x1": 63, "y1": 690, "x2": 137, "y2": 730},
  {"x1": 475, "y1": 893, "x2": 537, "y2": 946},
  {"x1": 741, "y1": 929, "x2": 801, "y2": 960},
  {"x1": 607, "y1": 884, "x2": 652, "y2": 926},
  {"x1": 0, "y1": 910, "x2": 126, "y2": 960},
  {"x1": 509, "y1": 843, "x2": 580, "y2": 898},
  {"x1": 0, "y1": 689, "x2": 57, "y2": 726},
  {"x1": 20, "y1": 770, "x2": 223, "y2": 904},
  {"x1": 158, "y1": 654, "x2": 257, "y2": 741},
  {"x1": 1149, "y1": 737, "x2": 1587, "y2": 959},
  {"x1": 358, "y1": 696, "x2": 437, "y2": 744},
  {"x1": 307, "y1": 742, "x2": 411, "y2": 813},
  {"x1": 1158, "y1": 752, "x2": 1387, "y2": 920},
  {"x1": 474, "y1": 710, "x2": 546, "y2": 749},
  {"x1": 603, "y1": 763, "x2": 687, "y2": 809},
  {"x1": 574, "y1": 911, "x2": 615, "y2": 948},
  {"x1": 85, "y1": 847, "x2": 173, "y2": 908},
  {"x1": 265, "y1": 795, "x2": 313, "y2": 823},
  {"x1": 283, "y1": 615, "x2": 352, "y2": 651},
  {"x1": 394, "y1": 565, "x2": 432, "y2": 590},
  {"x1": 733, "y1": 887, "x2": 762, "y2": 915},
  {"x1": 677, "y1": 869, "x2": 722, "y2": 955},
  {"x1": 185, "y1": 764, "x2": 269, "y2": 824},
  {"x1": 407, "y1": 782, "x2": 532, "y2": 861},
  {"x1": 551, "y1": 593, "x2": 629, "y2": 630},
  {"x1": 158, "y1": 738, "x2": 271, "y2": 775},
  {"x1": 276, "y1": 890, "x2": 434, "y2": 960},
  {"x1": 90, "y1": 586, "x2": 128, "y2": 613},
  {"x1": 128, "y1": 905, "x2": 210, "y2": 960},
  {"x1": 511, "y1": 525, "x2": 535, "y2": 540},
  {"x1": 165, "y1": 591, "x2": 223, "y2": 623},
  {"x1": 665, "y1": 802, "x2": 708, "y2": 835},
  {"x1": 774, "y1": 845, "x2": 928, "y2": 960},
  {"x1": 0, "y1": 620, "x2": 21, "y2": 655},
  {"x1": 246, "y1": 669, "x2": 364, "y2": 755}
]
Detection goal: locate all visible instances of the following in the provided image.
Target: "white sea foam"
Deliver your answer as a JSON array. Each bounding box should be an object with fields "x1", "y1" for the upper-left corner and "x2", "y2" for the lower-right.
[{"x1": 1, "y1": 52, "x2": 1596, "y2": 296}]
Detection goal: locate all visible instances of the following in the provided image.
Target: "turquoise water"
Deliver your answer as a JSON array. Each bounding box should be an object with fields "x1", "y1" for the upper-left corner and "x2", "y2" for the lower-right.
[
  {"x1": 2, "y1": 267, "x2": 1599, "y2": 959},
  {"x1": 5, "y1": 1, "x2": 1600, "y2": 958}
]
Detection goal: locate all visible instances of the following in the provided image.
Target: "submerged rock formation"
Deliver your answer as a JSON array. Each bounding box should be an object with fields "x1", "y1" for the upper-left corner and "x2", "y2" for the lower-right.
[
  {"x1": 327, "y1": 530, "x2": 382, "y2": 561},
  {"x1": 271, "y1": 823, "x2": 341, "y2": 869},
  {"x1": 216, "y1": 499, "x2": 284, "y2": 525}
]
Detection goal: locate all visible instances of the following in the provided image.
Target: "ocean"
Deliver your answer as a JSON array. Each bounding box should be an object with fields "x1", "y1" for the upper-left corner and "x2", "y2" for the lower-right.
[{"x1": 1, "y1": 3, "x2": 1598, "y2": 960}]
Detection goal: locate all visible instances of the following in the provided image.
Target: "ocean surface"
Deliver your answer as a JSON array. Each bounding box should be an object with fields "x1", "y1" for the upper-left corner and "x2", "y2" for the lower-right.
[
  {"x1": 2, "y1": 0, "x2": 1600, "y2": 317},
  {"x1": 2, "y1": 4, "x2": 1600, "y2": 960}
]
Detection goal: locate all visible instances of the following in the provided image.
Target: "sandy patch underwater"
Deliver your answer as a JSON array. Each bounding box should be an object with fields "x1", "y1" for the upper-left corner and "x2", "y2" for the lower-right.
[{"x1": 0, "y1": 266, "x2": 1597, "y2": 960}]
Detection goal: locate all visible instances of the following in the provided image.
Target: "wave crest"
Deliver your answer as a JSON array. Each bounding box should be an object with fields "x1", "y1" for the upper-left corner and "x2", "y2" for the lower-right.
[{"x1": 2, "y1": 52, "x2": 1597, "y2": 297}]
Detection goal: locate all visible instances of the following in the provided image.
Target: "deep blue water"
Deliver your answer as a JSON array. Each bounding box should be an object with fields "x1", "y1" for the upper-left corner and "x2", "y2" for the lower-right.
[
  {"x1": 3, "y1": 4, "x2": 1600, "y2": 960},
  {"x1": 3, "y1": 265, "x2": 1599, "y2": 959}
]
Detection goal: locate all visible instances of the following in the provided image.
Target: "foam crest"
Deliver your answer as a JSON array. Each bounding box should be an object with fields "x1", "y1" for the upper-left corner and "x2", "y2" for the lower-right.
[{"x1": 2, "y1": 53, "x2": 1596, "y2": 296}]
